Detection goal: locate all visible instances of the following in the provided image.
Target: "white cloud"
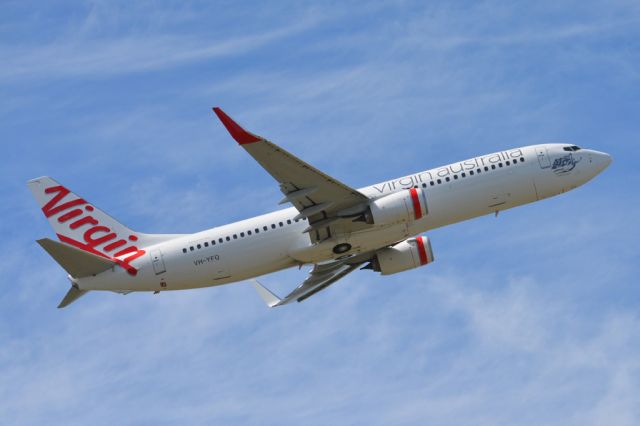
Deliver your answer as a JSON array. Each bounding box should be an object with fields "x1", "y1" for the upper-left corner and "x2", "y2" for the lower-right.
[
  {"x1": 0, "y1": 15, "x2": 320, "y2": 81},
  {"x1": 2, "y1": 256, "x2": 639, "y2": 425}
]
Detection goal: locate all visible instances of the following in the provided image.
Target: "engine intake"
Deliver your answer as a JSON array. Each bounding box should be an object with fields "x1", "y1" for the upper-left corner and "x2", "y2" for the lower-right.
[
  {"x1": 362, "y1": 188, "x2": 428, "y2": 226},
  {"x1": 366, "y1": 236, "x2": 434, "y2": 275}
]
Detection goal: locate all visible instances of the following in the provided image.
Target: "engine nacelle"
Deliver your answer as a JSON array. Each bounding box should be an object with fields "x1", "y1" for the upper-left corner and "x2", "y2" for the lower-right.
[
  {"x1": 367, "y1": 236, "x2": 434, "y2": 275},
  {"x1": 363, "y1": 188, "x2": 428, "y2": 226}
]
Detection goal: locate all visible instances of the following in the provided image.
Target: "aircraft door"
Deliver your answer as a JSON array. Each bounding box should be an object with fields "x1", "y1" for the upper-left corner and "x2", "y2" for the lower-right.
[
  {"x1": 150, "y1": 249, "x2": 167, "y2": 275},
  {"x1": 536, "y1": 146, "x2": 551, "y2": 169}
]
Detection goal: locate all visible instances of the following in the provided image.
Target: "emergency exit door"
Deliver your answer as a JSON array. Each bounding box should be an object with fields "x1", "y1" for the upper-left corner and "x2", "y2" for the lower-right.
[{"x1": 150, "y1": 249, "x2": 166, "y2": 275}]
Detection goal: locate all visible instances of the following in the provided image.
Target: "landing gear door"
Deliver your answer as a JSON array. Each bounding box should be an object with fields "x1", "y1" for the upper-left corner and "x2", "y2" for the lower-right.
[
  {"x1": 151, "y1": 249, "x2": 166, "y2": 275},
  {"x1": 536, "y1": 146, "x2": 551, "y2": 169}
]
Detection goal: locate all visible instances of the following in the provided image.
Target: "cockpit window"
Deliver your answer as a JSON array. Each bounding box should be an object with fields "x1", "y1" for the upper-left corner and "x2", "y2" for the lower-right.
[{"x1": 563, "y1": 145, "x2": 582, "y2": 152}]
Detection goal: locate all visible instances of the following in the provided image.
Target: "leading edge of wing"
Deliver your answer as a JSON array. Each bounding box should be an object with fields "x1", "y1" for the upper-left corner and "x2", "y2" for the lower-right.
[
  {"x1": 213, "y1": 106, "x2": 370, "y2": 242},
  {"x1": 251, "y1": 260, "x2": 365, "y2": 308},
  {"x1": 213, "y1": 107, "x2": 262, "y2": 145}
]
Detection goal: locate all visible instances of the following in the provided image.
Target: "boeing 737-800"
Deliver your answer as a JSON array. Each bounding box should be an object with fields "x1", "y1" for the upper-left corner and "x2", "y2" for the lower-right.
[{"x1": 29, "y1": 108, "x2": 612, "y2": 308}]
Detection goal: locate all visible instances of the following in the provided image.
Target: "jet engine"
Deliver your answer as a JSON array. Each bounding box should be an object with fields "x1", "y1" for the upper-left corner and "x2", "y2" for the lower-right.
[
  {"x1": 359, "y1": 188, "x2": 428, "y2": 226},
  {"x1": 364, "y1": 235, "x2": 434, "y2": 275}
]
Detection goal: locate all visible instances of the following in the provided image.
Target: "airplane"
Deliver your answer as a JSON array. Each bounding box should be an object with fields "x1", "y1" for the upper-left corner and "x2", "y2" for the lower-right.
[{"x1": 28, "y1": 107, "x2": 612, "y2": 308}]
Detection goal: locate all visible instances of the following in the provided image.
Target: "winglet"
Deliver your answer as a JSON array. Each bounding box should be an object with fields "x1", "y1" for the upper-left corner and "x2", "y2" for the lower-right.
[
  {"x1": 251, "y1": 280, "x2": 282, "y2": 308},
  {"x1": 213, "y1": 107, "x2": 262, "y2": 145}
]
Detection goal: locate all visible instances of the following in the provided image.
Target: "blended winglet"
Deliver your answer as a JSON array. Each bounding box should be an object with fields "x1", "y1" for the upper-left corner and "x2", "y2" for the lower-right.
[
  {"x1": 213, "y1": 107, "x2": 262, "y2": 145},
  {"x1": 251, "y1": 280, "x2": 282, "y2": 308}
]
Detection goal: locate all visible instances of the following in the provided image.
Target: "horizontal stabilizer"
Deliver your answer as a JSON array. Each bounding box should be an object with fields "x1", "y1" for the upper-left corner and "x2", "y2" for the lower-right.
[
  {"x1": 58, "y1": 286, "x2": 89, "y2": 308},
  {"x1": 251, "y1": 280, "x2": 282, "y2": 308},
  {"x1": 37, "y1": 238, "x2": 116, "y2": 278}
]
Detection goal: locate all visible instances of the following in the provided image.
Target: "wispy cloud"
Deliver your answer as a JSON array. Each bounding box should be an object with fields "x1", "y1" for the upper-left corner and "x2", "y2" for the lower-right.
[
  {"x1": 0, "y1": 16, "x2": 319, "y2": 81},
  {"x1": 2, "y1": 0, "x2": 640, "y2": 424},
  {"x1": 2, "y1": 266, "x2": 639, "y2": 425}
]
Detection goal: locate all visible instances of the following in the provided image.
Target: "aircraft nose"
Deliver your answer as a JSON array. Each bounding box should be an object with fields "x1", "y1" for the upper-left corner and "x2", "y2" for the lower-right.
[
  {"x1": 593, "y1": 151, "x2": 612, "y2": 171},
  {"x1": 588, "y1": 150, "x2": 612, "y2": 174}
]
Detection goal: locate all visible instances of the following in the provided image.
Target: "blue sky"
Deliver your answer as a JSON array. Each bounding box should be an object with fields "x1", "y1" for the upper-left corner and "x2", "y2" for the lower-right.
[{"x1": 2, "y1": 1, "x2": 640, "y2": 424}]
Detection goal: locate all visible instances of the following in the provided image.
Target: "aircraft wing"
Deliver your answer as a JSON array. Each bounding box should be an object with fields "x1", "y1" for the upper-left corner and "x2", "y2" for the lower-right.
[
  {"x1": 213, "y1": 107, "x2": 370, "y2": 242},
  {"x1": 252, "y1": 257, "x2": 366, "y2": 307}
]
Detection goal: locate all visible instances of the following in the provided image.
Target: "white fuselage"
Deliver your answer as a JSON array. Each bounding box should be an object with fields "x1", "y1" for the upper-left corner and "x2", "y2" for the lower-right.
[{"x1": 76, "y1": 143, "x2": 611, "y2": 293}]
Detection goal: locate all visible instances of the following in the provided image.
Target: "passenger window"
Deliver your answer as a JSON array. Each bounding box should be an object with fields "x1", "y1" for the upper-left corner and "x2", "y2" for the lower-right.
[
  {"x1": 470, "y1": 170, "x2": 474, "y2": 175},
  {"x1": 219, "y1": 238, "x2": 223, "y2": 243},
  {"x1": 204, "y1": 242, "x2": 209, "y2": 247},
  {"x1": 506, "y1": 161, "x2": 510, "y2": 166},
  {"x1": 255, "y1": 228, "x2": 259, "y2": 233},
  {"x1": 521, "y1": 157, "x2": 525, "y2": 162},
  {"x1": 491, "y1": 165, "x2": 496, "y2": 170},
  {"x1": 226, "y1": 236, "x2": 230, "y2": 241},
  {"x1": 422, "y1": 183, "x2": 427, "y2": 188},
  {"x1": 513, "y1": 158, "x2": 518, "y2": 163},
  {"x1": 197, "y1": 244, "x2": 201, "y2": 249},
  {"x1": 453, "y1": 175, "x2": 458, "y2": 180},
  {"x1": 211, "y1": 240, "x2": 216, "y2": 245},
  {"x1": 445, "y1": 177, "x2": 450, "y2": 182},
  {"x1": 247, "y1": 230, "x2": 252, "y2": 236},
  {"x1": 271, "y1": 224, "x2": 276, "y2": 229},
  {"x1": 430, "y1": 181, "x2": 434, "y2": 186},
  {"x1": 498, "y1": 163, "x2": 503, "y2": 168},
  {"x1": 437, "y1": 179, "x2": 442, "y2": 184},
  {"x1": 182, "y1": 248, "x2": 187, "y2": 253},
  {"x1": 295, "y1": 218, "x2": 299, "y2": 222},
  {"x1": 484, "y1": 166, "x2": 489, "y2": 171},
  {"x1": 233, "y1": 234, "x2": 237, "y2": 239},
  {"x1": 240, "y1": 232, "x2": 245, "y2": 237},
  {"x1": 461, "y1": 173, "x2": 466, "y2": 177},
  {"x1": 287, "y1": 219, "x2": 292, "y2": 225},
  {"x1": 279, "y1": 222, "x2": 283, "y2": 227},
  {"x1": 190, "y1": 246, "x2": 194, "y2": 251},
  {"x1": 263, "y1": 226, "x2": 268, "y2": 231}
]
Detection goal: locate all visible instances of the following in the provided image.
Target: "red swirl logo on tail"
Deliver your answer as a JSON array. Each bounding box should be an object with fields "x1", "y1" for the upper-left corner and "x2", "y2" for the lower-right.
[{"x1": 42, "y1": 185, "x2": 145, "y2": 276}]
